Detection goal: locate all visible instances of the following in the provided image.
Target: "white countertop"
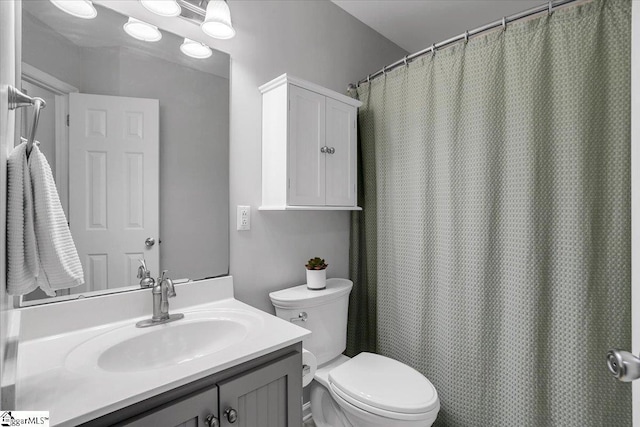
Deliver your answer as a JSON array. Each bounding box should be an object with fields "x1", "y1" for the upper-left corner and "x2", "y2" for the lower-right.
[{"x1": 15, "y1": 276, "x2": 310, "y2": 426}]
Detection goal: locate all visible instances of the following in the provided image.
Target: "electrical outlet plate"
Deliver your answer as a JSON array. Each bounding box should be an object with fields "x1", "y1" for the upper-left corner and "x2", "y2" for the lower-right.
[{"x1": 237, "y1": 205, "x2": 250, "y2": 231}]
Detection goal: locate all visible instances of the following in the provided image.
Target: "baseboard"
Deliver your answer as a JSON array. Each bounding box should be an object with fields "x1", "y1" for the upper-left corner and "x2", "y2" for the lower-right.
[{"x1": 302, "y1": 401, "x2": 312, "y2": 422}]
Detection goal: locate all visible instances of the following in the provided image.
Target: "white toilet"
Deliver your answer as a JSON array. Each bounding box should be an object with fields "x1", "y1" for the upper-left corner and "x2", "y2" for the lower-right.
[{"x1": 269, "y1": 278, "x2": 440, "y2": 427}]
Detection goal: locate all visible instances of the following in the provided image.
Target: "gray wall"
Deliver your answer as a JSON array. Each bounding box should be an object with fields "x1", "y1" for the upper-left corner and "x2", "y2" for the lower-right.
[
  {"x1": 22, "y1": 16, "x2": 230, "y2": 281},
  {"x1": 205, "y1": 1, "x2": 407, "y2": 312}
]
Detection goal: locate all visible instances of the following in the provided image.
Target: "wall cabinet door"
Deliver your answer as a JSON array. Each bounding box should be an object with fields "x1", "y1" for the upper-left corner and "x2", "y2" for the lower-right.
[
  {"x1": 325, "y1": 98, "x2": 356, "y2": 206},
  {"x1": 121, "y1": 387, "x2": 219, "y2": 427},
  {"x1": 260, "y1": 74, "x2": 362, "y2": 210},
  {"x1": 288, "y1": 85, "x2": 326, "y2": 206},
  {"x1": 217, "y1": 352, "x2": 301, "y2": 427}
]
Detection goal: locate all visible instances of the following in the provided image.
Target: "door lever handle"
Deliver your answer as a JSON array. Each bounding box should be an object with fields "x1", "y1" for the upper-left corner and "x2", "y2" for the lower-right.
[{"x1": 607, "y1": 349, "x2": 640, "y2": 382}]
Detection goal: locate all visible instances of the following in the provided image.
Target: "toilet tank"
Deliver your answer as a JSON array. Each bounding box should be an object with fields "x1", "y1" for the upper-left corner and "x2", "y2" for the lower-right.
[{"x1": 269, "y1": 278, "x2": 353, "y2": 366}]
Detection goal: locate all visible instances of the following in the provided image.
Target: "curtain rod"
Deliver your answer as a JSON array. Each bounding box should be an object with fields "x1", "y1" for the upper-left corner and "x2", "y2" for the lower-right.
[{"x1": 349, "y1": 0, "x2": 583, "y2": 89}]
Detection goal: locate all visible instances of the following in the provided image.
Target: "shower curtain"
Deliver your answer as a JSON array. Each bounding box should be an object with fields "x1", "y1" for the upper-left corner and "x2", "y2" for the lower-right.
[{"x1": 347, "y1": 0, "x2": 631, "y2": 425}]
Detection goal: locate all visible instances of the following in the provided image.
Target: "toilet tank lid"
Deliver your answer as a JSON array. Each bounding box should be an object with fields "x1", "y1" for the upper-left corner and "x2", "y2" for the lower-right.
[{"x1": 269, "y1": 278, "x2": 353, "y2": 308}]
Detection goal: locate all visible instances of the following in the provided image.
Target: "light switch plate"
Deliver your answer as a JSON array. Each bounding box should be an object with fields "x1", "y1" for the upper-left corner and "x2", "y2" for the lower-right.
[{"x1": 237, "y1": 205, "x2": 250, "y2": 231}]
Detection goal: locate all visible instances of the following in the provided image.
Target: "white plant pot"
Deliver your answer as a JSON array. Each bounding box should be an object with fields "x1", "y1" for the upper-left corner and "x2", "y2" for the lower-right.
[{"x1": 306, "y1": 269, "x2": 327, "y2": 290}]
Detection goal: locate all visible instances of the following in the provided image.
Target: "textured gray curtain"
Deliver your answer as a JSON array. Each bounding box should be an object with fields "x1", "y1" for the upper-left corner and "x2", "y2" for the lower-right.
[{"x1": 348, "y1": 0, "x2": 631, "y2": 425}]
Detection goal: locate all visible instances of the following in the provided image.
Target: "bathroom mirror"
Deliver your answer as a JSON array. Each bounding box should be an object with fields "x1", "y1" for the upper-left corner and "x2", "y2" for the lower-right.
[{"x1": 18, "y1": 0, "x2": 229, "y2": 304}]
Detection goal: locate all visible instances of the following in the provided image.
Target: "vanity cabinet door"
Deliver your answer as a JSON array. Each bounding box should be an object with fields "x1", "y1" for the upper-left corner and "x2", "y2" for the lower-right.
[
  {"x1": 121, "y1": 386, "x2": 218, "y2": 427},
  {"x1": 218, "y1": 352, "x2": 302, "y2": 427}
]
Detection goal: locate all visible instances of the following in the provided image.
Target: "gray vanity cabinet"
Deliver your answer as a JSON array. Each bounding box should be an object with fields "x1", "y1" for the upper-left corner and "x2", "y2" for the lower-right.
[
  {"x1": 122, "y1": 387, "x2": 218, "y2": 427},
  {"x1": 218, "y1": 350, "x2": 301, "y2": 426},
  {"x1": 85, "y1": 345, "x2": 302, "y2": 427}
]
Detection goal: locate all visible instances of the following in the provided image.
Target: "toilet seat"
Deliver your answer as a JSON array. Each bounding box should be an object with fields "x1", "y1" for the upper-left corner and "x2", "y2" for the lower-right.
[
  {"x1": 329, "y1": 383, "x2": 438, "y2": 422},
  {"x1": 328, "y1": 352, "x2": 439, "y2": 420}
]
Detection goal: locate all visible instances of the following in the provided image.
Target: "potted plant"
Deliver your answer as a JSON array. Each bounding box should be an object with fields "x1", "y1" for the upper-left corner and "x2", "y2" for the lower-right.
[{"x1": 305, "y1": 257, "x2": 328, "y2": 290}]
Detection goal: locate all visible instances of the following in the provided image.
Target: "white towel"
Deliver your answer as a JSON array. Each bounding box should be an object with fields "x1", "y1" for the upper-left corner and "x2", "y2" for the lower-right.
[
  {"x1": 7, "y1": 142, "x2": 39, "y2": 295},
  {"x1": 7, "y1": 141, "x2": 84, "y2": 296}
]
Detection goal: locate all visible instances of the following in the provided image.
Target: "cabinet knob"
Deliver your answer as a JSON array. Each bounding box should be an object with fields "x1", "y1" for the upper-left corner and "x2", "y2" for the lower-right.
[
  {"x1": 224, "y1": 408, "x2": 238, "y2": 423},
  {"x1": 320, "y1": 146, "x2": 328, "y2": 153},
  {"x1": 327, "y1": 147, "x2": 336, "y2": 154},
  {"x1": 205, "y1": 414, "x2": 219, "y2": 427}
]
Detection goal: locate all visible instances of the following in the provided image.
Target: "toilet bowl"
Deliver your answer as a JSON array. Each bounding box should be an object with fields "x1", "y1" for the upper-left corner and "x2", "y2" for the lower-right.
[
  {"x1": 269, "y1": 279, "x2": 440, "y2": 427},
  {"x1": 311, "y1": 353, "x2": 439, "y2": 427}
]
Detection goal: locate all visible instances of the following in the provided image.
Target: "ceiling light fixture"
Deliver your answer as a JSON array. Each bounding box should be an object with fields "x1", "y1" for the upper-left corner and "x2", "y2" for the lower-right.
[
  {"x1": 49, "y1": 0, "x2": 97, "y2": 19},
  {"x1": 201, "y1": 0, "x2": 236, "y2": 40},
  {"x1": 180, "y1": 38, "x2": 213, "y2": 59},
  {"x1": 123, "y1": 17, "x2": 163, "y2": 42},
  {"x1": 140, "y1": 0, "x2": 182, "y2": 17}
]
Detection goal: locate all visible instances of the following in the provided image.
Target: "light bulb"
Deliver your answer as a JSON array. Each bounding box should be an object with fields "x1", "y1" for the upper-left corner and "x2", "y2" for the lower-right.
[
  {"x1": 180, "y1": 38, "x2": 213, "y2": 59},
  {"x1": 49, "y1": 0, "x2": 97, "y2": 19},
  {"x1": 123, "y1": 17, "x2": 162, "y2": 42},
  {"x1": 201, "y1": 0, "x2": 236, "y2": 40},
  {"x1": 140, "y1": 0, "x2": 181, "y2": 17}
]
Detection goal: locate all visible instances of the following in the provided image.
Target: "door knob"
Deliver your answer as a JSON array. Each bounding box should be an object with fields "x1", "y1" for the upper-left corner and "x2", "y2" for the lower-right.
[
  {"x1": 607, "y1": 349, "x2": 640, "y2": 382},
  {"x1": 327, "y1": 147, "x2": 335, "y2": 154},
  {"x1": 205, "y1": 414, "x2": 219, "y2": 427},
  {"x1": 320, "y1": 146, "x2": 328, "y2": 153},
  {"x1": 145, "y1": 237, "x2": 155, "y2": 247},
  {"x1": 223, "y1": 408, "x2": 238, "y2": 423}
]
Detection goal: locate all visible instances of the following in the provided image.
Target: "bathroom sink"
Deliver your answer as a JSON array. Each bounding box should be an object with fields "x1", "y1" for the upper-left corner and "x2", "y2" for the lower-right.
[{"x1": 65, "y1": 309, "x2": 263, "y2": 373}]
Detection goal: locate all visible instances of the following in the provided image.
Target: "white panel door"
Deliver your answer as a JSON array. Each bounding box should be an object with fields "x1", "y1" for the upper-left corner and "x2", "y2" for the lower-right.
[
  {"x1": 325, "y1": 98, "x2": 356, "y2": 206},
  {"x1": 288, "y1": 85, "x2": 326, "y2": 206},
  {"x1": 69, "y1": 93, "x2": 159, "y2": 293}
]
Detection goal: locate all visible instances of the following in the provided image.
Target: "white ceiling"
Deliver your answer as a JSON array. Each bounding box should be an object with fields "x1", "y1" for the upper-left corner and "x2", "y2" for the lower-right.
[{"x1": 331, "y1": 0, "x2": 543, "y2": 53}]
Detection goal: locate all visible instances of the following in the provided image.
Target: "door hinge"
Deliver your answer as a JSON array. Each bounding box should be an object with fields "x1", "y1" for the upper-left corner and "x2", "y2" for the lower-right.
[
  {"x1": 288, "y1": 99, "x2": 291, "y2": 111},
  {"x1": 288, "y1": 178, "x2": 290, "y2": 189},
  {"x1": 67, "y1": 114, "x2": 70, "y2": 126}
]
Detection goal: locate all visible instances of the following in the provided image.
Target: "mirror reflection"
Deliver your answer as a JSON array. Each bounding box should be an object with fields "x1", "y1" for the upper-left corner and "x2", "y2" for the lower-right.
[{"x1": 20, "y1": 0, "x2": 230, "y2": 304}]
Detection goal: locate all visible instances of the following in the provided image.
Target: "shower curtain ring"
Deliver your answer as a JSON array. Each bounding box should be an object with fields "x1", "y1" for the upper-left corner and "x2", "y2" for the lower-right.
[
  {"x1": 432, "y1": 44, "x2": 436, "y2": 56},
  {"x1": 367, "y1": 74, "x2": 371, "y2": 83},
  {"x1": 548, "y1": 1, "x2": 553, "y2": 15},
  {"x1": 403, "y1": 55, "x2": 409, "y2": 66},
  {"x1": 382, "y1": 66, "x2": 387, "y2": 76},
  {"x1": 464, "y1": 30, "x2": 469, "y2": 44},
  {"x1": 502, "y1": 17, "x2": 507, "y2": 31}
]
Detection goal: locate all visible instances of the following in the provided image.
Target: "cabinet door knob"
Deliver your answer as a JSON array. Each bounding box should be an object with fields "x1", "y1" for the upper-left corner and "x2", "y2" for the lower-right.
[
  {"x1": 320, "y1": 146, "x2": 328, "y2": 153},
  {"x1": 224, "y1": 408, "x2": 238, "y2": 423},
  {"x1": 327, "y1": 147, "x2": 336, "y2": 154},
  {"x1": 205, "y1": 414, "x2": 219, "y2": 427}
]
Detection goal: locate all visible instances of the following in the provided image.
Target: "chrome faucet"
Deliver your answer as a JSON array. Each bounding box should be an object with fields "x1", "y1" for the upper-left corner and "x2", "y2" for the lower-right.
[
  {"x1": 136, "y1": 270, "x2": 184, "y2": 328},
  {"x1": 137, "y1": 259, "x2": 155, "y2": 289}
]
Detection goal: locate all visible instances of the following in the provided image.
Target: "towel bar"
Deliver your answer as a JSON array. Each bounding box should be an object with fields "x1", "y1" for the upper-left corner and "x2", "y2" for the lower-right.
[{"x1": 8, "y1": 85, "x2": 46, "y2": 156}]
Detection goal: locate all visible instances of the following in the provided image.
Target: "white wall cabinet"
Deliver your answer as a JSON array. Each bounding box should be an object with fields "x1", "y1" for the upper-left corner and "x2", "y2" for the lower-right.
[{"x1": 259, "y1": 74, "x2": 362, "y2": 210}]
